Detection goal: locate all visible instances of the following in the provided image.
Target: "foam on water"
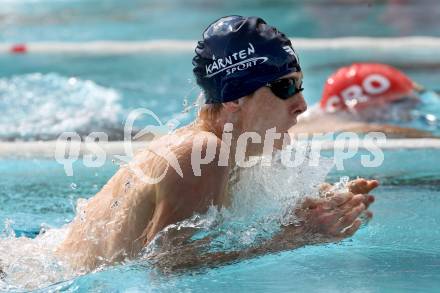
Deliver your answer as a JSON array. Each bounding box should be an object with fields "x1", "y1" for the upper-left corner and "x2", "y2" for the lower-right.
[
  {"x1": 0, "y1": 73, "x2": 123, "y2": 140},
  {"x1": 0, "y1": 223, "x2": 74, "y2": 291}
]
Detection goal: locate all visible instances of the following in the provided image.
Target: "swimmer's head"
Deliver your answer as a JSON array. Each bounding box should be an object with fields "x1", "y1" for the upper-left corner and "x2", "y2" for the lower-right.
[
  {"x1": 192, "y1": 16, "x2": 307, "y2": 140},
  {"x1": 193, "y1": 15, "x2": 301, "y2": 104},
  {"x1": 320, "y1": 63, "x2": 421, "y2": 114}
]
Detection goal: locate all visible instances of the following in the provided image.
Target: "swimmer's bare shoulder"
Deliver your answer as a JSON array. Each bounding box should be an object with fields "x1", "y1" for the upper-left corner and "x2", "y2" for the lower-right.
[
  {"x1": 56, "y1": 130, "x2": 229, "y2": 270},
  {"x1": 138, "y1": 129, "x2": 230, "y2": 247}
]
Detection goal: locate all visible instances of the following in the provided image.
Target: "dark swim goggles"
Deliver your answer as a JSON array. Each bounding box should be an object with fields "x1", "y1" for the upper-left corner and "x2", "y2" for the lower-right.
[{"x1": 266, "y1": 78, "x2": 304, "y2": 100}]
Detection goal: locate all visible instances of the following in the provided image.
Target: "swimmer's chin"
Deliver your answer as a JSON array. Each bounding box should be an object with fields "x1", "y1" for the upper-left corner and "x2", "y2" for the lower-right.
[{"x1": 288, "y1": 117, "x2": 299, "y2": 128}]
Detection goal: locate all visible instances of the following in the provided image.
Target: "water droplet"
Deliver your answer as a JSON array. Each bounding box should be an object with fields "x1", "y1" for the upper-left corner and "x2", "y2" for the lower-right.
[
  {"x1": 341, "y1": 176, "x2": 350, "y2": 185},
  {"x1": 40, "y1": 223, "x2": 49, "y2": 235},
  {"x1": 70, "y1": 183, "x2": 77, "y2": 190},
  {"x1": 80, "y1": 210, "x2": 86, "y2": 222},
  {"x1": 424, "y1": 114, "x2": 437, "y2": 125},
  {"x1": 332, "y1": 176, "x2": 350, "y2": 192},
  {"x1": 124, "y1": 181, "x2": 131, "y2": 192},
  {"x1": 110, "y1": 200, "x2": 120, "y2": 209}
]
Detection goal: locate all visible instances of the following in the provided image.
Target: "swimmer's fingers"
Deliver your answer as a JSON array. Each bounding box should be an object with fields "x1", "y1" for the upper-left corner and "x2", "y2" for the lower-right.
[
  {"x1": 364, "y1": 210, "x2": 373, "y2": 219},
  {"x1": 324, "y1": 192, "x2": 353, "y2": 209},
  {"x1": 331, "y1": 203, "x2": 366, "y2": 235},
  {"x1": 340, "y1": 219, "x2": 362, "y2": 238},
  {"x1": 351, "y1": 192, "x2": 374, "y2": 209},
  {"x1": 298, "y1": 197, "x2": 330, "y2": 220},
  {"x1": 299, "y1": 193, "x2": 371, "y2": 240},
  {"x1": 353, "y1": 178, "x2": 379, "y2": 192},
  {"x1": 305, "y1": 201, "x2": 365, "y2": 238},
  {"x1": 363, "y1": 194, "x2": 375, "y2": 209},
  {"x1": 348, "y1": 179, "x2": 379, "y2": 194},
  {"x1": 338, "y1": 193, "x2": 374, "y2": 213},
  {"x1": 300, "y1": 192, "x2": 354, "y2": 213}
]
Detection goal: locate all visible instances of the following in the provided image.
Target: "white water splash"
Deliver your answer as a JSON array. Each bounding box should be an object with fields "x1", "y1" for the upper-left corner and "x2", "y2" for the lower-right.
[
  {"x1": 0, "y1": 73, "x2": 123, "y2": 140},
  {"x1": 0, "y1": 223, "x2": 74, "y2": 291}
]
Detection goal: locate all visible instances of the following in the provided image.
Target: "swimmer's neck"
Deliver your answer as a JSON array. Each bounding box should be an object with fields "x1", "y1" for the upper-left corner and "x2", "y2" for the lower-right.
[{"x1": 192, "y1": 113, "x2": 266, "y2": 167}]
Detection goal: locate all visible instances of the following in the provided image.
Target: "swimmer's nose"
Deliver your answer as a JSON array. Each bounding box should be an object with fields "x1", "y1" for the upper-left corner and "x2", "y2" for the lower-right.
[{"x1": 289, "y1": 94, "x2": 307, "y2": 116}]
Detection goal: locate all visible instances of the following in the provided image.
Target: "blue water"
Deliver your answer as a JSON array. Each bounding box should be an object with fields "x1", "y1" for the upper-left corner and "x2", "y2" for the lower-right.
[
  {"x1": 1, "y1": 0, "x2": 440, "y2": 42},
  {"x1": 1, "y1": 0, "x2": 440, "y2": 140},
  {"x1": 1, "y1": 48, "x2": 440, "y2": 140},
  {"x1": 1, "y1": 0, "x2": 440, "y2": 291},
  {"x1": 1, "y1": 151, "x2": 440, "y2": 292}
]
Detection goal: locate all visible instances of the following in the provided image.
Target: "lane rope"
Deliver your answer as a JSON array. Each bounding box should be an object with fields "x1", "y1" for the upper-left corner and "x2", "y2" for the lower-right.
[
  {"x1": 2, "y1": 37, "x2": 440, "y2": 54},
  {"x1": 1, "y1": 138, "x2": 440, "y2": 158}
]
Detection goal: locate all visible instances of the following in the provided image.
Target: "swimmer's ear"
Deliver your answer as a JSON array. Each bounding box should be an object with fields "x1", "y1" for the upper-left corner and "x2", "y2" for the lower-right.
[{"x1": 222, "y1": 99, "x2": 241, "y2": 113}]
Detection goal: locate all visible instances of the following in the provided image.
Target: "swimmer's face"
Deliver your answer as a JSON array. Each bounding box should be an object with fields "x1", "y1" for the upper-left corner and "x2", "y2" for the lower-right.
[{"x1": 238, "y1": 71, "x2": 307, "y2": 142}]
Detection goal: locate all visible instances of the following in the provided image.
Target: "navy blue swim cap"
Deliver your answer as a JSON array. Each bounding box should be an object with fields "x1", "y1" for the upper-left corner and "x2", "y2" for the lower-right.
[{"x1": 193, "y1": 15, "x2": 301, "y2": 104}]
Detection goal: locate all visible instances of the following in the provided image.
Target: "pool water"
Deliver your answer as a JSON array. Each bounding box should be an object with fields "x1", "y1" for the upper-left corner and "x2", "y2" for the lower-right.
[
  {"x1": 1, "y1": 1, "x2": 440, "y2": 140},
  {"x1": 1, "y1": 0, "x2": 440, "y2": 291},
  {"x1": 2, "y1": 0, "x2": 440, "y2": 42},
  {"x1": 1, "y1": 150, "x2": 440, "y2": 292},
  {"x1": 1, "y1": 48, "x2": 440, "y2": 140}
]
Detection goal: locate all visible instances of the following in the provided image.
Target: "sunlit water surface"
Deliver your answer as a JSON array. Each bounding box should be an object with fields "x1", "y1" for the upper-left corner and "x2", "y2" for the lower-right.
[{"x1": 1, "y1": 0, "x2": 440, "y2": 292}]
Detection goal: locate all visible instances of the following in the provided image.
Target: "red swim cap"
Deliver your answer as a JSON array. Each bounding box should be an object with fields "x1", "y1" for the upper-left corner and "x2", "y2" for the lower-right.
[{"x1": 320, "y1": 63, "x2": 415, "y2": 112}]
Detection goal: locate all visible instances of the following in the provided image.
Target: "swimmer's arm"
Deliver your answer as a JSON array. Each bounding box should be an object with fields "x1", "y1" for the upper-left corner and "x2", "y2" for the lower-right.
[{"x1": 148, "y1": 192, "x2": 374, "y2": 273}]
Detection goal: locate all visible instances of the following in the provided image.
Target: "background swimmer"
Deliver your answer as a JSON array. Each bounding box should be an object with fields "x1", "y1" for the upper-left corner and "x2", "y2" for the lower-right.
[{"x1": 293, "y1": 63, "x2": 440, "y2": 138}]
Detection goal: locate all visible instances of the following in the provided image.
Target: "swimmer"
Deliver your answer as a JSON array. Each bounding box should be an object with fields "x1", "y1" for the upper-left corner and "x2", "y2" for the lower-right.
[
  {"x1": 292, "y1": 63, "x2": 440, "y2": 138},
  {"x1": 56, "y1": 16, "x2": 377, "y2": 272}
]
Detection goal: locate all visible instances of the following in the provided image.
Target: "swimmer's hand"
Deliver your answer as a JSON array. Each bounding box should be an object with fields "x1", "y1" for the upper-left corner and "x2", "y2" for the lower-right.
[
  {"x1": 296, "y1": 191, "x2": 375, "y2": 241},
  {"x1": 147, "y1": 191, "x2": 376, "y2": 273},
  {"x1": 348, "y1": 178, "x2": 379, "y2": 195},
  {"x1": 319, "y1": 178, "x2": 377, "y2": 212}
]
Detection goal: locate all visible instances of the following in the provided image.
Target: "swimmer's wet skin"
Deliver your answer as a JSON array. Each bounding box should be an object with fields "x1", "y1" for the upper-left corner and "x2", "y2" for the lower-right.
[{"x1": 56, "y1": 16, "x2": 377, "y2": 272}]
